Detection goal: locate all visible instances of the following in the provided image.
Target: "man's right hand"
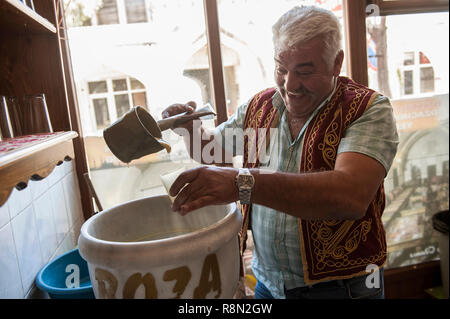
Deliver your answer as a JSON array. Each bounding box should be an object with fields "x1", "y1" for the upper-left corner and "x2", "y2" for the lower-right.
[{"x1": 161, "y1": 101, "x2": 197, "y2": 131}]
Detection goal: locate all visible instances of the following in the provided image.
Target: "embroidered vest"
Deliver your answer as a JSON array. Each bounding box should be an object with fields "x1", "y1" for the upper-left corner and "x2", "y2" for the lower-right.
[{"x1": 239, "y1": 76, "x2": 387, "y2": 285}]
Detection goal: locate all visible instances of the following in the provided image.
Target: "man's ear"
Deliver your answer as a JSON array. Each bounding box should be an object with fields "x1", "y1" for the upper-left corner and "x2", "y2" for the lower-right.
[{"x1": 333, "y1": 50, "x2": 344, "y2": 77}]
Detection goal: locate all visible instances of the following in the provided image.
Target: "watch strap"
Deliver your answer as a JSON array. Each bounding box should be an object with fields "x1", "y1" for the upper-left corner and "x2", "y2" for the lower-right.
[{"x1": 236, "y1": 168, "x2": 254, "y2": 204}]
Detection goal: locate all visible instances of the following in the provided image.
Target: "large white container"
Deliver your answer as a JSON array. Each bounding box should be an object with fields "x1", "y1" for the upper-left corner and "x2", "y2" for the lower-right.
[{"x1": 78, "y1": 195, "x2": 242, "y2": 299}]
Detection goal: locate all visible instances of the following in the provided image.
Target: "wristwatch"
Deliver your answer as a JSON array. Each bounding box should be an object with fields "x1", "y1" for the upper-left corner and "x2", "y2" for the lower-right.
[{"x1": 235, "y1": 168, "x2": 255, "y2": 204}]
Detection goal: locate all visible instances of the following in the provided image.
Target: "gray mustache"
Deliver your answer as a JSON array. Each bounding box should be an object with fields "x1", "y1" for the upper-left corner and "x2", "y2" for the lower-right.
[{"x1": 279, "y1": 87, "x2": 311, "y2": 95}]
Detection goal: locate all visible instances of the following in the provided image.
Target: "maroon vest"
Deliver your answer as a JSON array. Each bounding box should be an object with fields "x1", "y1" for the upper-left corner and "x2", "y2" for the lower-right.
[{"x1": 240, "y1": 76, "x2": 387, "y2": 284}]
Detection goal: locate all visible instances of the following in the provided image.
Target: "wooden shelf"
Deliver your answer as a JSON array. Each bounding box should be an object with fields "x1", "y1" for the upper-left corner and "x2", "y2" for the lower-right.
[
  {"x1": 0, "y1": 131, "x2": 78, "y2": 206},
  {"x1": 0, "y1": 0, "x2": 56, "y2": 34}
]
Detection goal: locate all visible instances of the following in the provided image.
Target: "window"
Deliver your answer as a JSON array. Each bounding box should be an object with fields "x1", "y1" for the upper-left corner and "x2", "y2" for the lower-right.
[
  {"x1": 87, "y1": 77, "x2": 148, "y2": 132},
  {"x1": 88, "y1": 81, "x2": 107, "y2": 94},
  {"x1": 95, "y1": 0, "x2": 149, "y2": 25},
  {"x1": 67, "y1": 1, "x2": 208, "y2": 209},
  {"x1": 125, "y1": 0, "x2": 147, "y2": 23},
  {"x1": 420, "y1": 67, "x2": 435, "y2": 93},
  {"x1": 404, "y1": 70, "x2": 413, "y2": 95},
  {"x1": 97, "y1": 0, "x2": 119, "y2": 25},
  {"x1": 366, "y1": 11, "x2": 449, "y2": 269},
  {"x1": 399, "y1": 51, "x2": 436, "y2": 96},
  {"x1": 114, "y1": 94, "x2": 130, "y2": 118},
  {"x1": 93, "y1": 98, "x2": 110, "y2": 129},
  {"x1": 403, "y1": 52, "x2": 415, "y2": 66}
]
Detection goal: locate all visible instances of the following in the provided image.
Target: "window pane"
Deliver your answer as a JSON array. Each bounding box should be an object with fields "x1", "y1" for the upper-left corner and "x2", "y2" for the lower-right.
[
  {"x1": 130, "y1": 77, "x2": 145, "y2": 90},
  {"x1": 114, "y1": 94, "x2": 130, "y2": 118},
  {"x1": 419, "y1": 51, "x2": 431, "y2": 65},
  {"x1": 97, "y1": 0, "x2": 119, "y2": 25},
  {"x1": 93, "y1": 98, "x2": 110, "y2": 129},
  {"x1": 404, "y1": 70, "x2": 413, "y2": 95},
  {"x1": 366, "y1": 12, "x2": 449, "y2": 269},
  {"x1": 403, "y1": 52, "x2": 415, "y2": 66},
  {"x1": 113, "y1": 79, "x2": 127, "y2": 92},
  {"x1": 420, "y1": 67, "x2": 435, "y2": 93},
  {"x1": 126, "y1": 0, "x2": 147, "y2": 23},
  {"x1": 132, "y1": 92, "x2": 147, "y2": 109},
  {"x1": 88, "y1": 81, "x2": 107, "y2": 94}
]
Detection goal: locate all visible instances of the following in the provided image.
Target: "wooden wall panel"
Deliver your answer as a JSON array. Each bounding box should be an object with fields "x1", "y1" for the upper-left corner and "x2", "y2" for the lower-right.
[
  {"x1": 385, "y1": 261, "x2": 442, "y2": 299},
  {"x1": 0, "y1": 32, "x2": 71, "y2": 132}
]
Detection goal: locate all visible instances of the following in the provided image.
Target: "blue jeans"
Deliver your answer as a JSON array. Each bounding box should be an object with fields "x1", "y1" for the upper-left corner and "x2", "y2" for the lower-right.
[
  {"x1": 254, "y1": 280, "x2": 276, "y2": 299},
  {"x1": 255, "y1": 268, "x2": 385, "y2": 299}
]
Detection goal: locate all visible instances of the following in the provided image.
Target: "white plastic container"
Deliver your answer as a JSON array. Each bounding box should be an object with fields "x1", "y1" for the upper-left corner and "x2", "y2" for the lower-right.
[{"x1": 78, "y1": 195, "x2": 242, "y2": 299}]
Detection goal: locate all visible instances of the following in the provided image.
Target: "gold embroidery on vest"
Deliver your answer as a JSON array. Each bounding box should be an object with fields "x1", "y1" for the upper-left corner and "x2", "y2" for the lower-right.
[
  {"x1": 346, "y1": 87, "x2": 363, "y2": 127},
  {"x1": 318, "y1": 108, "x2": 342, "y2": 168},
  {"x1": 240, "y1": 89, "x2": 279, "y2": 255},
  {"x1": 304, "y1": 82, "x2": 344, "y2": 171},
  {"x1": 300, "y1": 79, "x2": 387, "y2": 283}
]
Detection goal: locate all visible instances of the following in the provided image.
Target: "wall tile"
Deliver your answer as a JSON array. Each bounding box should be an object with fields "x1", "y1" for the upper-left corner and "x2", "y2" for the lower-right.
[
  {"x1": 63, "y1": 172, "x2": 83, "y2": 229},
  {"x1": 0, "y1": 223, "x2": 24, "y2": 299},
  {"x1": 0, "y1": 201, "x2": 10, "y2": 229},
  {"x1": 1, "y1": 158, "x2": 84, "y2": 298},
  {"x1": 52, "y1": 233, "x2": 76, "y2": 263},
  {"x1": 33, "y1": 191, "x2": 58, "y2": 263},
  {"x1": 8, "y1": 186, "x2": 32, "y2": 219},
  {"x1": 49, "y1": 182, "x2": 70, "y2": 245},
  {"x1": 61, "y1": 230, "x2": 77, "y2": 253},
  {"x1": 10, "y1": 206, "x2": 43, "y2": 294},
  {"x1": 63, "y1": 159, "x2": 74, "y2": 176},
  {"x1": 46, "y1": 163, "x2": 65, "y2": 187},
  {"x1": 29, "y1": 178, "x2": 49, "y2": 201}
]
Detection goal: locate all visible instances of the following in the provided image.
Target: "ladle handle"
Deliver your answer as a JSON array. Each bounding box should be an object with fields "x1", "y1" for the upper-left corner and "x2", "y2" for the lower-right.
[{"x1": 157, "y1": 110, "x2": 215, "y2": 131}]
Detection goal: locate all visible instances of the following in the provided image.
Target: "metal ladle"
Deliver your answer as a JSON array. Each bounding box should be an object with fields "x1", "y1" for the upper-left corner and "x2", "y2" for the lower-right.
[{"x1": 103, "y1": 104, "x2": 215, "y2": 164}]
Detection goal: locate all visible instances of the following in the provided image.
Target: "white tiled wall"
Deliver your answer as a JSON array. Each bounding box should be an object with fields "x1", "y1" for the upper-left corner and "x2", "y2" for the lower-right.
[{"x1": 0, "y1": 160, "x2": 85, "y2": 299}]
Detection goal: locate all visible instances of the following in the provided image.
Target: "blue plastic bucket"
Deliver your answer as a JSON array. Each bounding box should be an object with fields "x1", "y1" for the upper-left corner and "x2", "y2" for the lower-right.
[{"x1": 35, "y1": 248, "x2": 95, "y2": 299}]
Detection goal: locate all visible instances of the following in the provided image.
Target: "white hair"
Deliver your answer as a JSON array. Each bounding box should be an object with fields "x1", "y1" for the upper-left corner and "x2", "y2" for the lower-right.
[{"x1": 272, "y1": 6, "x2": 342, "y2": 68}]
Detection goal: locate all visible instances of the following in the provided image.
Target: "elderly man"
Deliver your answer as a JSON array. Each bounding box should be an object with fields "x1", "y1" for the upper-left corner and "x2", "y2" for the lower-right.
[{"x1": 162, "y1": 6, "x2": 398, "y2": 299}]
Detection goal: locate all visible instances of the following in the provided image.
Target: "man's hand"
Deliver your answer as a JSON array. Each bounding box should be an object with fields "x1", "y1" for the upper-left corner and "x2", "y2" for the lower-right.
[
  {"x1": 169, "y1": 166, "x2": 239, "y2": 215},
  {"x1": 161, "y1": 101, "x2": 197, "y2": 131}
]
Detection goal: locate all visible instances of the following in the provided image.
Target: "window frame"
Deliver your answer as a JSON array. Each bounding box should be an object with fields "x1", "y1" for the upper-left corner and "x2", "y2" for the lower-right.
[
  {"x1": 341, "y1": 0, "x2": 449, "y2": 89},
  {"x1": 358, "y1": 0, "x2": 448, "y2": 296},
  {"x1": 371, "y1": 0, "x2": 449, "y2": 16},
  {"x1": 87, "y1": 77, "x2": 148, "y2": 133},
  {"x1": 401, "y1": 51, "x2": 435, "y2": 96}
]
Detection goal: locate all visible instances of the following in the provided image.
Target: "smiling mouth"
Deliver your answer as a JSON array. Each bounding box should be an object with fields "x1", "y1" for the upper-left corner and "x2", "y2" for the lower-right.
[{"x1": 286, "y1": 91, "x2": 306, "y2": 99}]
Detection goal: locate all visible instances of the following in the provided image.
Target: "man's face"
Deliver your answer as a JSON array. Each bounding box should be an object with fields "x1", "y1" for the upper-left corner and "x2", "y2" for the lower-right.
[{"x1": 274, "y1": 37, "x2": 341, "y2": 119}]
